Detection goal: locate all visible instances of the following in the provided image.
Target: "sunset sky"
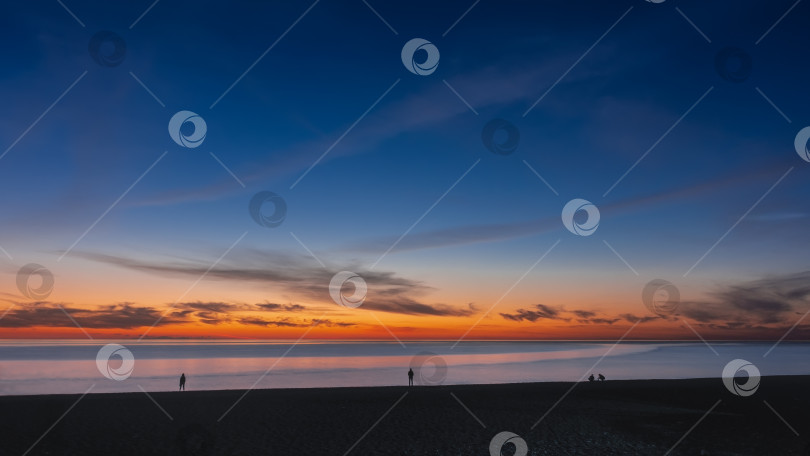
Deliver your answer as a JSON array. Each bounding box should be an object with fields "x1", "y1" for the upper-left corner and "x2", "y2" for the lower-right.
[{"x1": 1, "y1": 0, "x2": 809, "y2": 341}]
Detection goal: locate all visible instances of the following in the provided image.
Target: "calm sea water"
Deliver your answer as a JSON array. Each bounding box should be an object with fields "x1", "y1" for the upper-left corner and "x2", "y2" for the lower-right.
[{"x1": 0, "y1": 340, "x2": 807, "y2": 395}]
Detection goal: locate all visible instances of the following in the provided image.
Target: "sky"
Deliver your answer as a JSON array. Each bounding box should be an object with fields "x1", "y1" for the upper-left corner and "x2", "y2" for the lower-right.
[{"x1": 1, "y1": 0, "x2": 809, "y2": 341}]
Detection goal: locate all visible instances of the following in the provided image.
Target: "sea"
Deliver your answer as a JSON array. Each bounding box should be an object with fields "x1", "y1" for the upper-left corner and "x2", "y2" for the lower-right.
[{"x1": 0, "y1": 340, "x2": 806, "y2": 395}]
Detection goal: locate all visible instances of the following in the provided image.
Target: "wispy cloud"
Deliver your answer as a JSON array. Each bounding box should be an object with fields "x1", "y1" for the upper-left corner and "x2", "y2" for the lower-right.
[
  {"x1": 73, "y1": 249, "x2": 475, "y2": 317},
  {"x1": 135, "y1": 63, "x2": 566, "y2": 207},
  {"x1": 338, "y1": 162, "x2": 795, "y2": 254},
  {"x1": 678, "y1": 271, "x2": 810, "y2": 326}
]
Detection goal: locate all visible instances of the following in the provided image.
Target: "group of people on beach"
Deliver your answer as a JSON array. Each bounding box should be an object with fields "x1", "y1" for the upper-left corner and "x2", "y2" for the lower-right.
[
  {"x1": 176, "y1": 369, "x2": 605, "y2": 390},
  {"x1": 407, "y1": 368, "x2": 606, "y2": 386}
]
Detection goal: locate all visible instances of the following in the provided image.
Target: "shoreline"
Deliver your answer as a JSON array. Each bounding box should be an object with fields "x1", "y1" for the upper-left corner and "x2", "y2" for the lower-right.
[{"x1": 0, "y1": 373, "x2": 806, "y2": 398}]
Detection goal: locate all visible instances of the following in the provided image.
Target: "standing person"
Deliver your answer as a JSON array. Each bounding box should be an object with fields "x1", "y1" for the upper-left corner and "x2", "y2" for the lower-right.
[
  {"x1": 179, "y1": 373, "x2": 186, "y2": 391},
  {"x1": 408, "y1": 368, "x2": 414, "y2": 386}
]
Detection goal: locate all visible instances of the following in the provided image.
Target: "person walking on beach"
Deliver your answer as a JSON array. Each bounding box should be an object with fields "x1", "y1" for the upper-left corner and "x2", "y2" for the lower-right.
[
  {"x1": 408, "y1": 368, "x2": 414, "y2": 386},
  {"x1": 179, "y1": 373, "x2": 186, "y2": 391}
]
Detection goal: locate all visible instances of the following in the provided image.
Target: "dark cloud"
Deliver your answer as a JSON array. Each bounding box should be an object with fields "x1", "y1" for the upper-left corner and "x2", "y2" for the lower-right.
[
  {"x1": 172, "y1": 301, "x2": 308, "y2": 325},
  {"x1": 237, "y1": 317, "x2": 304, "y2": 327},
  {"x1": 501, "y1": 271, "x2": 810, "y2": 331},
  {"x1": 0, "y1": 303, "x2": 182, "y2": 329},
  {"x1": 500, "y1": 304, "x2": 566, "y2": 322},
  {"x1": 677, "y1": 271, "x2": 810, "y2": 327},
  {"x1": 588, "y1": 318, "x2": 620, "y2": 325},
  {"x1": 256, "y1": 303, "x2": 307, "y2": 312},
  {"x1": 237, "y1": 317, "x2": 355, "y2": 328},
  {"x1": 0, "y1": 300, "x2": 356, "y2": 330},
  {"x1": 677, "y1": 305, "x2": 722, "y2": 323},
  {"x1": 571, "y1": 310, "x2": 596, "y2": 319},
  {"x1": 502, "y1": 307, "x2": 656, "y2": 326},
  {"x1": 619, "y1": 314, "x2": 660, "y2": 324},
  {"x1": 74, "y1": 249, "x2": 474, "y2": 317},
  {"x1": 311, "y1": 319, "x2": 355, "y2": 327},
  {"x1": 180, "y1": 302, "x2": 246, "y2": 313},
  {"x1": 364, "y1": 299, "x2": 475, "y2": 317}
]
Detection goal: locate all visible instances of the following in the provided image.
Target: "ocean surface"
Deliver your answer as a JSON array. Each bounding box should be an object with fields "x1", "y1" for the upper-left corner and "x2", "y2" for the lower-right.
[{"x1": 0, "y1": 340, "x2": 807, "y2": 395}]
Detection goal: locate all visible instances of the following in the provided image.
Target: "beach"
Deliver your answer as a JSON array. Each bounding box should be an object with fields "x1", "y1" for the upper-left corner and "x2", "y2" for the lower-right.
[{"x1": 2, "y1": 376, "x2": 806, "y2": 455}]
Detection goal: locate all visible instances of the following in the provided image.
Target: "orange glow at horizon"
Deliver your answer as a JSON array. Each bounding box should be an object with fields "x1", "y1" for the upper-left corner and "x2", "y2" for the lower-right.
[
  {"x1": 2, "y1": 269, "x2": 789, "y2": 341},
  {"x1": 0, "y1": 312, "x2": 767, "y2": 341}
]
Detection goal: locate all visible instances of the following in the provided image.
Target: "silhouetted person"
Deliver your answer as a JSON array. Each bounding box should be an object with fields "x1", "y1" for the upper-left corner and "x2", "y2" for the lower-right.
[
  {"x1": 179, "y1": 373, "x2": 186, "y2": 391},
  {"x1": 598, "y1": 373, "x2": 605, "y2": 382},
  {"x1": 588, "y1": 374, "x2": 595, "y2": 382},
  {"x1": 408, "y1": 368, "x2": 414, "y2": 386}
]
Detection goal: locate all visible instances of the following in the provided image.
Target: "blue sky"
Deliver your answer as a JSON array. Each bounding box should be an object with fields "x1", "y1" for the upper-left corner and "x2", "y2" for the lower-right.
[{"x1": 1, "y1": 0, "x2": 809, "y2": 339}]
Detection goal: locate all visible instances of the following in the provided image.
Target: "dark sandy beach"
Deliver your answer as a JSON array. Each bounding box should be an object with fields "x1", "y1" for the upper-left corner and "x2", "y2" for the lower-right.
[{"x1": 1, "y1": 376, "x2": 807, "y2": 455}]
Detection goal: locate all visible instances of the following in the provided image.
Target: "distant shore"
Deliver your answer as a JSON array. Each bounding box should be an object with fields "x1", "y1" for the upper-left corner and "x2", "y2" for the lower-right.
[{"x1": 2, "y1": 376, "x2": 807, "y2": 455}]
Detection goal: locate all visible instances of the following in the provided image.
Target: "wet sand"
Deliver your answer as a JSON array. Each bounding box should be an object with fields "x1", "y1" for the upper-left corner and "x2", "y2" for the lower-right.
[{"x1": 1, "y1": 376, "x2": 807, "y2": 455}]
